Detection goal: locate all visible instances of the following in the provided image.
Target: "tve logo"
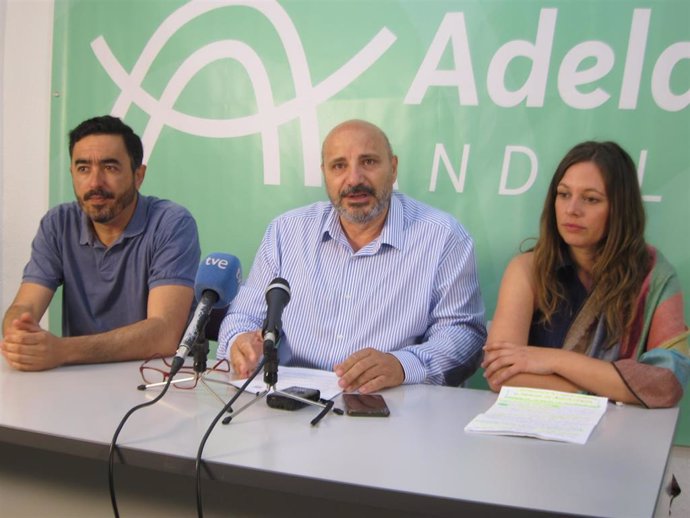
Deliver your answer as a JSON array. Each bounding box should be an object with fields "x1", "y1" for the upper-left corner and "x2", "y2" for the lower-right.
[
  {"x1": 206, "y1": 256, "x2": 230, "y2": 270},
  {"x1": 91, "y1": 0, "x2": 396, "y2": 187}
]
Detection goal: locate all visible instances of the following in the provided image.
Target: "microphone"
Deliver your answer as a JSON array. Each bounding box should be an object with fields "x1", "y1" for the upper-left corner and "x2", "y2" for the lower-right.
[
  {"x1": 262, "y1": 278, "x2": 291, "y2": 386},
  {"x1": 171, "y1": 253, "x2": 242, "y2": 375}
]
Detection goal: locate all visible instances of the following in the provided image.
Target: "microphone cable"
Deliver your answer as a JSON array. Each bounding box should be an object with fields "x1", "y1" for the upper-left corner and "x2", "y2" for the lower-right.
[
  {"x1": 194, "y1": 357, "x2": 267, "y2": 518},
  {"x1": 108, "y1": 372, "x2": 175, "y2": 518}
]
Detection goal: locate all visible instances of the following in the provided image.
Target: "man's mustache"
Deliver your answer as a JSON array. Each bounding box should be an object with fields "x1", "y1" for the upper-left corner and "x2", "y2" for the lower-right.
[
  {"x1": 84, "y1": 188, "x2": 115, "y2": 201},
  {"x1": 340, "y1": 184, "x2": 375, "y2": 198}
]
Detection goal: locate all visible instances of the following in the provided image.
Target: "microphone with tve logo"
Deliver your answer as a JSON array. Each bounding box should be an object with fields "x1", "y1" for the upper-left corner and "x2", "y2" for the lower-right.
[
  {"x1": 262, "y1": 277, "x2": 291, "y2": 386},
  {"x1": 170, "y1": 253, "x2": 242, "y2": 375}
]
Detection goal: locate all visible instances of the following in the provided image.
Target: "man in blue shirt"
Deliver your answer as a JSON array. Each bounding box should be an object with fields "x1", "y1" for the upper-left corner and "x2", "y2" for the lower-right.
[
  {"x1": 1, "y1": 116, "x2": 200, "y2": 371},
  {"x1": 218, "y1": 119, "x2": 486, "y2": 393}
]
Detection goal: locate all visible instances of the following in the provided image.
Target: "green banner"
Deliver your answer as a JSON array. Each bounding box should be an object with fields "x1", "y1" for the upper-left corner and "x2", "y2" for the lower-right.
[{"x1": 49, "y1": 0, "x2": 690, "y2": 440}]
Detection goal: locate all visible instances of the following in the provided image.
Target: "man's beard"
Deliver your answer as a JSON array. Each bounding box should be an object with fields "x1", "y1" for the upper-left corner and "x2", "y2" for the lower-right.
[
  {"x1": 78, "y1": 185, "x2": 137, "y2": 224},
  {"x1": 333, "y1": 183, "x2": 392, "y2": 225}
]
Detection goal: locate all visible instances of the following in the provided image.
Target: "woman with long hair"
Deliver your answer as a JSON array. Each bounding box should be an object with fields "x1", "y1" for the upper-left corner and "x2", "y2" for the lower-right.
[{"x1": 482, "y1": 141, "x2": 689, "y2": 407}]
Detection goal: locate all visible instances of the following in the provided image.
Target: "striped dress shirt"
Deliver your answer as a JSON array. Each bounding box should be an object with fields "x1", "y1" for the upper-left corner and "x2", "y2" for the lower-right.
[{"x1": 217, "y1": 192, "x2": 486, "y2": 385}]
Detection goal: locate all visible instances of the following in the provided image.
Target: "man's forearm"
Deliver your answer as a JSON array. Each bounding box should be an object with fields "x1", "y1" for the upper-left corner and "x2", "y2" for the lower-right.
[{"x1": 58, "y1": 316, "x2": 182, "y2": 365}]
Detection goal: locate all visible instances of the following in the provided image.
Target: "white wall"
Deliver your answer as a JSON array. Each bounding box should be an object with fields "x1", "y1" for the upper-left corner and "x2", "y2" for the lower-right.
[
  {"x1": 0, "y1": 0, "x2": 5, "y2": 307},
  {"x1": 1, "y1": 0, "x2": 53, "y2": 314}
]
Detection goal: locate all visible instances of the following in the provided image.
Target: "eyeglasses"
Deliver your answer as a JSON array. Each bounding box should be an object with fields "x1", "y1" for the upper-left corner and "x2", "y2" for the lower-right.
[{"x1": 139, "y1": 355, "x2": 231, "y2": 390}]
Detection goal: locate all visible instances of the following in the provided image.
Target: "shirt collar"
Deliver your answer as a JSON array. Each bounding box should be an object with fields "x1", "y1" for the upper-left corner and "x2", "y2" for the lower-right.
[
  {"x1": 78, "y1": 194, "x2": 146, "y2": 247},
  {"x1": 379, "y1": 193, "x2": 404, "y2": 250},
  {"x1": 320, "y1": 192, "x2": 404, "y2": 252}
]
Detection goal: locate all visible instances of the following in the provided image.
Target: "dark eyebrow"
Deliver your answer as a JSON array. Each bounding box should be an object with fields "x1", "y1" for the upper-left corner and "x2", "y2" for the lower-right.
[
  {"x1": 101, "y1": 158, "x2": 122, "y2": 166},
  {"x1": 73, "y1": 157, "x2": 122, "y2": 166},
  {"x1": 558, "y1": 182, "x2": 605, "y2": 196},
  {"x1": 327, "y1": 157, "x2": 347, "y2": 167}
]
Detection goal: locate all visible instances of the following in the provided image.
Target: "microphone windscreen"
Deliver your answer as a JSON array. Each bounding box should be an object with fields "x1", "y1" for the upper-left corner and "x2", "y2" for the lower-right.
[
  {"x1": 265, "y1": 277, "x2": 291, "y2": 300},
  {"x1": 194, "y1": 253, "x2": 242, "y2": 308}
]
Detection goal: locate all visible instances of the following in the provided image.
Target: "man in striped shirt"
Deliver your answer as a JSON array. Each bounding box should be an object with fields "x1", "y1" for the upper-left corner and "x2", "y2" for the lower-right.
[{"x1": 218, "y1": 120, "x2": 486, "y2": 393}]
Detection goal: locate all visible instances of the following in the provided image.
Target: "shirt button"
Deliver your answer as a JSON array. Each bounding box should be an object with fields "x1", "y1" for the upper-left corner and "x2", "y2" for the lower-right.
[
  {"x1": 344, "y1": 294, "x2": 351, "y2": 299},
  {"x1": 336, "y1": 335, "x2": 343, "y2": 340}
]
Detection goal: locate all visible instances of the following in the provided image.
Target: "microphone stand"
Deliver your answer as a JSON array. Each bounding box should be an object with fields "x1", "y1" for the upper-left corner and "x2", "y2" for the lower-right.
[
  {"x1": 221, "y1": 333, "x2": 335, "y2": 426},
  {"x1": 138, "y1": 329, "x2": 237, "y2": 409}
]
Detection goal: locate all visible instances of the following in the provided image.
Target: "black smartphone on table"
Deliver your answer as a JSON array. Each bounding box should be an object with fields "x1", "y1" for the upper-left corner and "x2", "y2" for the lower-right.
[
  {"x1": 266, "y1": 386, "x2": 321, "y2": 411},
  {"x1": 342, "y1": 393, "x2": 390, "y2": 417}
]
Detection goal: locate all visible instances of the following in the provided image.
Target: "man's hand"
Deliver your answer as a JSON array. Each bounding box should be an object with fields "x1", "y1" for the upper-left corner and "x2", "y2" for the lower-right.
[
  {"x1": 334, "y1": 348, "x2": 404, "y2": 393},
  {"x1": 229, "y1": 330, "x2": 263, "y2": 377},
  {"x1": 1, "y1": 312, "x2": 65, "y2": 371}
]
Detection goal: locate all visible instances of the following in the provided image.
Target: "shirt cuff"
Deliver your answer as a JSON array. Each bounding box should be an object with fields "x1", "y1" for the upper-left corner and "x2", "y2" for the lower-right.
[
  {"x1": 216, "y1": 332, "x2": 241, "y2": 361},
  {"x1": 390, "y1": 350, "x2": 426, "y2": 385}
]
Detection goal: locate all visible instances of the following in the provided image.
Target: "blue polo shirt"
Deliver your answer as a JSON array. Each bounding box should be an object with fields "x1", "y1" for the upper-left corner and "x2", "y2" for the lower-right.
[{"x1": 22, "y1": 195, "x2": 200, "y2": 337}]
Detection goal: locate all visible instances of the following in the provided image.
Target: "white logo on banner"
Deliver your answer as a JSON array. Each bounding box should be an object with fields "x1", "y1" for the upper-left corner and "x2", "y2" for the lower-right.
[{"x1": 91, "y1": 0, "x2": 396, "y2": 186}]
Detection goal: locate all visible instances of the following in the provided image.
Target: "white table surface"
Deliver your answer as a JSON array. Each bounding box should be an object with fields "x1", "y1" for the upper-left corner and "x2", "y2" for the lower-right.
[{"x1": 0, "y1": 360, "x2": 678, "y2": 517}]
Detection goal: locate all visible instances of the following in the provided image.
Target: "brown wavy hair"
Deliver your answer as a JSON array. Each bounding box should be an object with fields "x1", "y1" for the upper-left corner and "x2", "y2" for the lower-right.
[{"x1": 532, "y1": 141, "x2": 650, "y2": 345}]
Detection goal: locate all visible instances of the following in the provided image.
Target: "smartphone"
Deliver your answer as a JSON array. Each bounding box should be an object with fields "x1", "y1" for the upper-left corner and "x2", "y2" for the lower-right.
[
  {"x1": 342, "y1": 393, "x2": 390, "y2": 417},
  {"x1": 266, "y1": 386, "x2": 320, "y2": 411}
]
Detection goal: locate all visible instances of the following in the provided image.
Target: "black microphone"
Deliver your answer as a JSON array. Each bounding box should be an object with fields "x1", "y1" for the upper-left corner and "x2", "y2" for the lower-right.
[
  {"x1": 170, "y1": 253, "x2": 242, "y2": 376},
  {"x1": 262, "y1": 277, "x2": 291, "y2": 386}
]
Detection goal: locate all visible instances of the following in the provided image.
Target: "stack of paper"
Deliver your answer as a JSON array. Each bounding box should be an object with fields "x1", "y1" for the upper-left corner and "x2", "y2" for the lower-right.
[{"x1": 464, "y1": 386, "x2": 608, "y2": 444}]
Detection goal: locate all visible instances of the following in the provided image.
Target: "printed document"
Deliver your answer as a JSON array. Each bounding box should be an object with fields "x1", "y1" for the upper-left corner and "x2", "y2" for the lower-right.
[
  {"x1": 231, "y1": 366, "x2": 342, "y2": 400},
  {"x1": 464, "y1": 386, "x2": 608, "y2": 444}
]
